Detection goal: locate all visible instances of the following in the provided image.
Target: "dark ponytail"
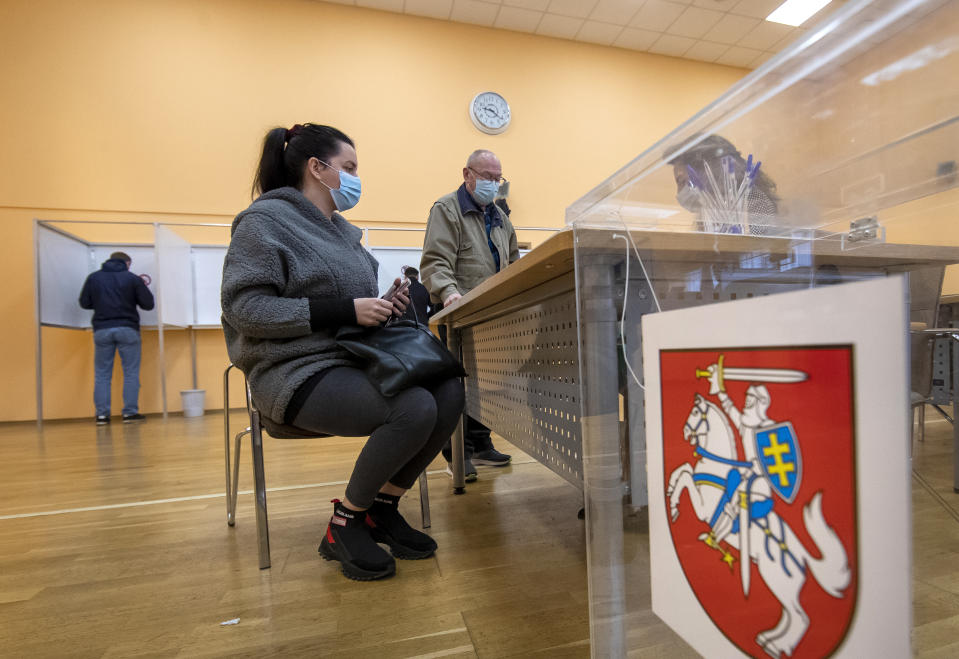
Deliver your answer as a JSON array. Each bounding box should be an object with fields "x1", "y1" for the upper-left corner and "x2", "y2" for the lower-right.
[{"x1": 251, "y1": 124, "x2": 355, "y2": 198}]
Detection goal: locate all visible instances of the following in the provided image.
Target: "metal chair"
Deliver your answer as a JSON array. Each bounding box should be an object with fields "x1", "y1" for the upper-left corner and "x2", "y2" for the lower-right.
[
  {"x1": 223, "y1": 364, "x2": 432, "y2": 569},
  {"x1": 908, "y1": 270, "x2": 948, "y2": 445},
  {"x1": 911, "y1": 390, "x2": 929, "y2": 443}
]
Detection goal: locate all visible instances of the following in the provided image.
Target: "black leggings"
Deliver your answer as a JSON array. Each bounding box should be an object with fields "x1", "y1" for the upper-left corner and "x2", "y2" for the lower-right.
[{"x1": 290, "y1": 367, "x2": 464, "y2": 509}]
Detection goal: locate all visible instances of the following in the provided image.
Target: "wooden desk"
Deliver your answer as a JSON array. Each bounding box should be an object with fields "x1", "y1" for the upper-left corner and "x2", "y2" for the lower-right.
[
  {"x1": 431, "y1": 230, "x2": 579, "y2": 491},
  {"x1": 431, "y1": 227, "x2": 959, "y2": 656}
]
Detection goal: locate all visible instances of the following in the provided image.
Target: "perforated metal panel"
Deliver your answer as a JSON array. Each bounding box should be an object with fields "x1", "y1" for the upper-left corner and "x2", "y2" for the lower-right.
[
  {"x1": 459, "y1": 288, "x2": 583, "y2": 489},
  {"x1": 931, "y1": 337, "x2": 953, "y2": 405}
]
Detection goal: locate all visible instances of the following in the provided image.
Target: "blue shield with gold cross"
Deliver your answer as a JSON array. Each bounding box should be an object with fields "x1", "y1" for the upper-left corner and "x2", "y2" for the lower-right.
[{"x1": 755, "y1": 421, "x2": 802, "y2": 503}]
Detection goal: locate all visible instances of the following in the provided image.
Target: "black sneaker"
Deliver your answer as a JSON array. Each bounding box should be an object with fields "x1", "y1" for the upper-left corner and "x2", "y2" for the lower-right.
[
  {"x1": 318, "y1": 500, "x2": 395, "y2": 581},
  {"x1": 366, "y1": 493, "x2": 437, "y2": 559},
  {"x1": 472, "y1": 448, "x2": 511, "y2": 466},
  {"x1": 122, "y1": 414, "x2": 146, "y2": 423},
  {"x1": 96, "y1": 415, "x2": 110, "y2": 425},
  {"x1": 445, "y1": 459, "x2": 478, "y2": 483}
]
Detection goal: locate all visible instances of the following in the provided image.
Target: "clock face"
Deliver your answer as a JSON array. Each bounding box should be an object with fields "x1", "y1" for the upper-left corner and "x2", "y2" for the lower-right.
[{"x1": 470, "y1": 92, "x2": 511, "y2": 134}]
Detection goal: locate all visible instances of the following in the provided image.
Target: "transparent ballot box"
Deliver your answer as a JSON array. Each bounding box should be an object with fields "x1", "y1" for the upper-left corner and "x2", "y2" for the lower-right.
[{"x1": 568, "y1": 0, "x2": 959, "y2": 656}]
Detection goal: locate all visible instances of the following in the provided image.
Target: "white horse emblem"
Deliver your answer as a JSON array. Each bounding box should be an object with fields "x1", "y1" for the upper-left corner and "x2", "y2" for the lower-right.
[{"x1": 667, "y1": 393, "x2": 852, "y2": 658}]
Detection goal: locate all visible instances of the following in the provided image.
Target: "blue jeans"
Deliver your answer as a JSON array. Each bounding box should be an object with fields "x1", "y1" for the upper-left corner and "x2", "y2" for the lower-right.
[{"x1": 93, "y1": 327, "x2": 142, "y2": 417}]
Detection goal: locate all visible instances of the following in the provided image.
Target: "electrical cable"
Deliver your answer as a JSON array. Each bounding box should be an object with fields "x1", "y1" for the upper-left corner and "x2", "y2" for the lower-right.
[{"x1": 611, "y1": 228, "x2": 662, "y2": 390}]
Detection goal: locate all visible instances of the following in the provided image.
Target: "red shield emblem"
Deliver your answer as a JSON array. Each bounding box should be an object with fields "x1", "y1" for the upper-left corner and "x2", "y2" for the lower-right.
[{"x1": 661, "y1": 346, "x2": 857, "y2": 658}]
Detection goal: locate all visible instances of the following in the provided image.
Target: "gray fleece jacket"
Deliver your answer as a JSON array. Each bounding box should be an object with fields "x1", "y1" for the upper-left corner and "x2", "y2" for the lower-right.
[{"x1": 221, "y1": 187, "x2": 378, "y2": 421}]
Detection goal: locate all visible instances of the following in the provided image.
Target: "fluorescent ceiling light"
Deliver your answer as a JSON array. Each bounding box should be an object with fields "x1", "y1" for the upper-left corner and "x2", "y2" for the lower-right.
[{"x1": 766, "y1": 0, "x2": 832, "y2": 27}]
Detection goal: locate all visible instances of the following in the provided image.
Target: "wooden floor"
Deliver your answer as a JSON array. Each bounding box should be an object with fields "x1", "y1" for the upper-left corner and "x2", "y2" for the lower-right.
[{"x1": 1, "y1": 412, "x2": 958, "y2": 657}]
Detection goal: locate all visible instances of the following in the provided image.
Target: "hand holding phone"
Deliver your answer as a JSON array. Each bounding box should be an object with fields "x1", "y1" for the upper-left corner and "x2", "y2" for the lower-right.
[
  {"x1": 382, "y1": 277, "x2": 410, "y2": 302},
  {"x1": 382, "y1": 277, "x2": 411, "y2": 323}
]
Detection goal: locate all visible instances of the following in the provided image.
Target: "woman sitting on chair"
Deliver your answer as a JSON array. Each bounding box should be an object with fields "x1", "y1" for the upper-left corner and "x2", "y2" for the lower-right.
[{"x1": 221, "y1": 123, "x2": 465, "y2": 581}]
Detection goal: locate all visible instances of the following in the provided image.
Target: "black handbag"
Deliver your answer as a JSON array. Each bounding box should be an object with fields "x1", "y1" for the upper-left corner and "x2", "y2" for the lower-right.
[{"x1": 335, "y1": 318, "x2": 467, "y2": 397}]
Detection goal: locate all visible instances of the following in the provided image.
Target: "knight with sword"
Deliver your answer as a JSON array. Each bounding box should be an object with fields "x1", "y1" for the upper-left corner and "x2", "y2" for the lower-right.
[{"x1": 696, "y1": 355, "x2": 807, "y2": 596}]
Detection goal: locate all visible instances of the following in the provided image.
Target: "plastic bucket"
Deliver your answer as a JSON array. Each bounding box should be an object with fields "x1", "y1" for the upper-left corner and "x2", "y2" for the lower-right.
[{"x1": 181, "y1": 389, "x2": 206, "y2": 417}]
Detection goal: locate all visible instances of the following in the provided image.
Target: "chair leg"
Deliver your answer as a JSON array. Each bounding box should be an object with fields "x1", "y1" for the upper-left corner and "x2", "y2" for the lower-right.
[
  {"x1": 418, "y1": 471, "x2": 431, "y2": 529},
  {"x1": 228, "y1": 429, "x2": 248, "y2": 524},
  {"x1": 250, "y1": 408, "x2": 271, "y2": 569},
  {"x1": 225, "y1": 432, "x2": 236, "y2": 526},
  {"x1": 224, "y1": 364, "x2": 235, "y2": 526},
  {"x1": 919, "y1": 403, "x2": 926, "y2": 442}
]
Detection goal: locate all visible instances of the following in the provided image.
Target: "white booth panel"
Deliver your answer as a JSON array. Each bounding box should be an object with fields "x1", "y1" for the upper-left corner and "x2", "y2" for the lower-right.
[
  {"x1": 38, "y1": 226, "x2": 92, "y2": 328},
  {"x1": 192, "y1": 246, "x2": 227, "y2": 326},
  {"x1": 155, "y1": 225, "x2": 194, "y2": 328}
]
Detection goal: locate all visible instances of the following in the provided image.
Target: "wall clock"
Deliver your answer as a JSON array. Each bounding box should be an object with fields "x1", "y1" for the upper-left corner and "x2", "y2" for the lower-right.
[{"x1": 469, "y1": 91, "x2": 511, "y2": 135}]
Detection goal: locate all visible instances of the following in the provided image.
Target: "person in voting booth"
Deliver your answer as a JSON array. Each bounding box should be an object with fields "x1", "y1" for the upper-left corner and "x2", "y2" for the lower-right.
[
  {"x1": 420, "y1": 149, "x2": 519, "y2": 482},
  {"x1": 221, "y1": 124, "x2": 465, "y2": 581},
  {"x1": 79, "y1": 251, "x2": 155, "y2": 425},
  {"x1": 666, "y1": 134, "x2": 779, "y2": 235}
]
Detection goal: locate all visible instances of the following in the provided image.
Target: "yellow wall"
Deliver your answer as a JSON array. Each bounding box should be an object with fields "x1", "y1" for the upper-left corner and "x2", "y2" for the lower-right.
[{"x1": 0, "y1": 0, "x2": 745, "y2": 421}]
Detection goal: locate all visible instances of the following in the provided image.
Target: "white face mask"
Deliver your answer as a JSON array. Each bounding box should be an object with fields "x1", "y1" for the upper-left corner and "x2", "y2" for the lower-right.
[{"x1": 677, "y1": 186, "x2": 701, "y2": 212}]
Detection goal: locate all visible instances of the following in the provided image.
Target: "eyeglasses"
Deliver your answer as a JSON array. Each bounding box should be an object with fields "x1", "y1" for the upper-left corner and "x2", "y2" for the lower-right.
[{"x1": 468, "y1": 166, "x2": 507, "y2": 186}]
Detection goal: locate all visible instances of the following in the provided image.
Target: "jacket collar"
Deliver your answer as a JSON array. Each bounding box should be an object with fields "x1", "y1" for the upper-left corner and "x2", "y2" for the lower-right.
[
  {"x1": 102, "y1": 258, "x2": 128, "y2": 272},
  {"x1": 456, "y1": 183, "x2": 484, "y2": 216},
  {"x1": 235, "y1": 186, "x2": 362, "y2": 243}
]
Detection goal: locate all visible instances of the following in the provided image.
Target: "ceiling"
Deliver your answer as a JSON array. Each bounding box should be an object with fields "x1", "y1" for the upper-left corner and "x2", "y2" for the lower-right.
[{"x1": 319, "y1": 0, "x2": 844, "y2": 69}]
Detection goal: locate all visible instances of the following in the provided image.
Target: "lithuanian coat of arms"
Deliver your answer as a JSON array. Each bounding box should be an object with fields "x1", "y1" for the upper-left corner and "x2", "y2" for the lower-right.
[{"x1": 660, "y1": 347, "x2": 857, "y2": 658}]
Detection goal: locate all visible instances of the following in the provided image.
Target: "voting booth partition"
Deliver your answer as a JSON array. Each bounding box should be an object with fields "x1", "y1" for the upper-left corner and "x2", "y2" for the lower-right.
[{"x1": 34, "y1": 220, "x2": 232, "y2": 422}]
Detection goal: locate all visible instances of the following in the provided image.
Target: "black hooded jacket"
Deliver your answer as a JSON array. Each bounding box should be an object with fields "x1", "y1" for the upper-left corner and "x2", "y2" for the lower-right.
[
  {"x1": 79, "y1": 258, "x2": 155, "y2": 331},
  {"x1": 400, "y1": 277, "x2": 432, "y2": 324}
]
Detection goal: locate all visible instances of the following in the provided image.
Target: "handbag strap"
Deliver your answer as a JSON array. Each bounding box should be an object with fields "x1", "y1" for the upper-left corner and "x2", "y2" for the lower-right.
[{"x1": 409, "y1": 286, "x2": 420, "y2": 325}]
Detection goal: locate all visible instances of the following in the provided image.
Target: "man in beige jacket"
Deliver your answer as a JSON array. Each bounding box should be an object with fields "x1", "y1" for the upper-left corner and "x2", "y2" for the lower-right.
[{"x1": 420, "y1": 149, "x2": 519, "y2": 481}]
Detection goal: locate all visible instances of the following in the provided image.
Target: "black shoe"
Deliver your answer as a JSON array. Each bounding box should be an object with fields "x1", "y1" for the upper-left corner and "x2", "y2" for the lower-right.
[
  {"x1": 472, "y1": 448, "x2": 511, "y2": 466},
  {"x1": 445, "y1": 459, "x2": 478, "y2": 483},
  {"x1": 96, "y1": 415, "x2": 110, "y2": 425},
  {"x1": 366, "y1": 493, "x2": 437, "y2": 560},
  {"x1": 318, "y1": 500, "x2": 395, "y2": 581},
  {"x1": 122, "y1": 414, "x2": 146, "y2": 423}
]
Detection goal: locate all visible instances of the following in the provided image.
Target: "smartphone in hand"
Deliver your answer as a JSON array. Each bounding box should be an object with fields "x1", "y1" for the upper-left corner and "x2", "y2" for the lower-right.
[{"x1": 382, "y1": 278, "x2": 410, "y2": 302}]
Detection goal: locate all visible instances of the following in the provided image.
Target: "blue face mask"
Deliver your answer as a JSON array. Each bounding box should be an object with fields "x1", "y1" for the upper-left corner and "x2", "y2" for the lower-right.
[
  {"x1": 472, "y1": 179, "x2": 499, "y2": 206},
  {"x1": 318, "y1": 161, "x2": 362, "y2": 212}
]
